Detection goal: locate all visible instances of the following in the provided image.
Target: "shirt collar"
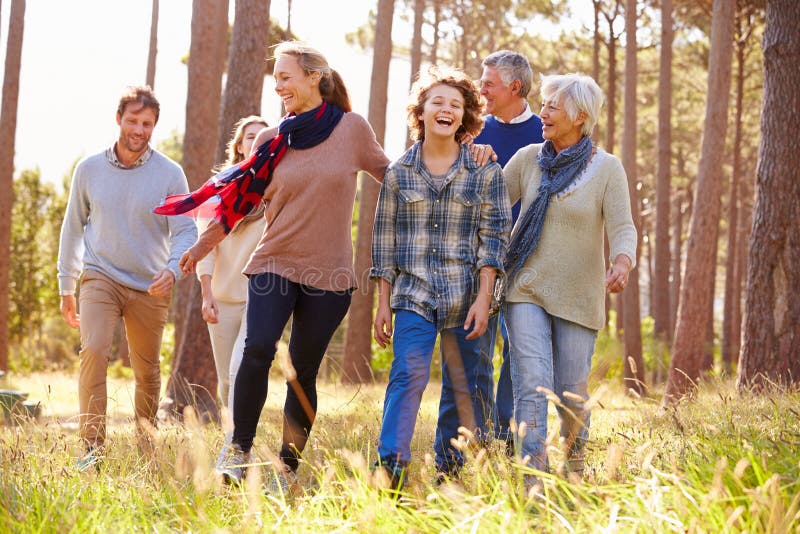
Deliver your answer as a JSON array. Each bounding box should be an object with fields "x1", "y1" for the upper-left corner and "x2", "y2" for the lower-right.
[
  {"x1": 493, "y1": 102, "x2": 534, "y2": 125},
  {"x1": 106, "y1": 144, "x2": 153, "y2": 169},
  {"x1": 400, "y1": 141, "x2": 479, "y2": 172}
]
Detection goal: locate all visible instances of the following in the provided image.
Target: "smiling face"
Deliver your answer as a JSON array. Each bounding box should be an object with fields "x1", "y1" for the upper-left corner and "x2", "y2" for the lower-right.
[
  {"x1": 115, "y1": 102, "x2": 156, "y2": 155},
  {"x1": 479, "y1": 66, "x2": 521, "y2": 122},
  {"x1": 539, "y1": 94, "x2": 585, "y2": 152},
  {"x1": 419, "y1": 83, "x2": 465, "y2": 141},
  {"x1": 273, "y1": 54, "x2": 323, "y2": 114}
]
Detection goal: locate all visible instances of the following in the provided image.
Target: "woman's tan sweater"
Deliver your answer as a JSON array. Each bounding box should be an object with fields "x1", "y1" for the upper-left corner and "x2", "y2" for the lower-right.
[{"x1": 243, "y1": 112, "x2": 389, "y2": 291}]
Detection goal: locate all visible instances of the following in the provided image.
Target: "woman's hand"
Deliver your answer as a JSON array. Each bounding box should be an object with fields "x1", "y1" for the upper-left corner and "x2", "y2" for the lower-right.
[
  {"x1": 179, "y1": 245, "x2": 204, "y2": 275},
  {"x1": 606, "y1": 254, "x2": 632, "y2": 293},
  {"x1": 201, "y1": 295, "x2": 219, "y2": 323},
  {"x1": 180, "y1": 221, "x2": 227, "y2": 275}
]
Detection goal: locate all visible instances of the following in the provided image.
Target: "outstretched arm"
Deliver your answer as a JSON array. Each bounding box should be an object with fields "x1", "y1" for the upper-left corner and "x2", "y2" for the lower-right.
[{"x1": 179, "y1": 221, "x2": 227, "y2": 275}]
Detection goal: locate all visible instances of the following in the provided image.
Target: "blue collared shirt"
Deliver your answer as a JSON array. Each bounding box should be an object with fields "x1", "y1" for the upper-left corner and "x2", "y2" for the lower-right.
[{"x1": 370, "y1": 142, "x2": 511, "y2": 330}]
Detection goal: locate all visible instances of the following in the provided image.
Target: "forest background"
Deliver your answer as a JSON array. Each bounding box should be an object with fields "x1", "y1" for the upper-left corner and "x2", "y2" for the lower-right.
[{"x1": 1, "y1": 0, "x2": 793, "y2": 406}]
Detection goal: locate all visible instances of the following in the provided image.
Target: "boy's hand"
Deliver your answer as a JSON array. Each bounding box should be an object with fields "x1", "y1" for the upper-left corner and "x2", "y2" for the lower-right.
[
  {"x1": 373, "y1": 304, "x2": 394, "y2": 348},
  {"x1": 464, "y1": 296, "x2": 490, "y2": 340}
]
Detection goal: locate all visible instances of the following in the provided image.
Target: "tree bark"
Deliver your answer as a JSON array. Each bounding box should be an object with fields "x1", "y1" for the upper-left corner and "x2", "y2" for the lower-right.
[
  {"x1": 737, "y1": 0, "x2": 800, "y2": 390},
  {"x1": 653, "y1": 0, "x2": 673, "y2": 342},
  {"x1": 431, "y1": 0, "x2": 441, "y2": 64},
  {"x1": 215, "y1": 0, "x2": 271, "y2": 167},
  {"x1": 621, "y1": 0, "x2": 646, "y2": 396},
  {"x1": 163, "y1": 0, "x2": 229, "y2": 422},
  {"x1": 406, "y1": 0, "x2": 425, "y2": 148},
  {"x1": 670, "y1": 189, "x2": 683, "y2": 340},
  {"x1": 665, "y1": 0, "x2": 735, "y2": 403},
  {"x1": 721, "y1": 6, "x2": 751, "y2": 373},
  {"x1": 146, "y1": 0, "x2": 159, "y2": 89},
  {"x1": 0, "y1": 0, "x2": 25, "y2": 372},
  {"x1": 341, "y1": 0, "x2": 395, "y2": 384}
]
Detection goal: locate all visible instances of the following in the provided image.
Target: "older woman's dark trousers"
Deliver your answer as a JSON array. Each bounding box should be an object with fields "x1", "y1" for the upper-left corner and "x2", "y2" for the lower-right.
[{"x1": 232, "y1": 272, "x2": 351, "y2": 471}]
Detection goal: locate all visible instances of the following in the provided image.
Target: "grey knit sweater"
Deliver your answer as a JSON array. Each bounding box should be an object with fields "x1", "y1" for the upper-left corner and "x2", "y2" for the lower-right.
[{"x1": 57, "y1": 148, "x2": 197, "y2": 294}]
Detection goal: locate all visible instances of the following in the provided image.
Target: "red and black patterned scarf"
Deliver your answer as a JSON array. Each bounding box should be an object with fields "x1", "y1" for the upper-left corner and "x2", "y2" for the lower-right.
[{"x1": 154, "y1": 102, "x2": 344, "y2": 232}]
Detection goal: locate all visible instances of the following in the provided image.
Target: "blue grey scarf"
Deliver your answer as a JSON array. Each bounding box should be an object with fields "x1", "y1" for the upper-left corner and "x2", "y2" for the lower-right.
[{"x1": 504, "y1": 135, "x2": 594, "y2": 284}]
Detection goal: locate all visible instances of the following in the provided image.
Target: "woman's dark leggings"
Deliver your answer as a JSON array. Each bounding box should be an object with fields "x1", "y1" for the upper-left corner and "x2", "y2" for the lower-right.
[{"x1": 232, "y1": 272, "x2": 351, "y2": 471}]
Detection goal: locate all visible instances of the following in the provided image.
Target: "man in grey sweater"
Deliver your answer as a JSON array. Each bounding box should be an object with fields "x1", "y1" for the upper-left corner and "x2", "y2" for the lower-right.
[{"x1": 57, "y1": 86, "x2": 196, "y2": 470}]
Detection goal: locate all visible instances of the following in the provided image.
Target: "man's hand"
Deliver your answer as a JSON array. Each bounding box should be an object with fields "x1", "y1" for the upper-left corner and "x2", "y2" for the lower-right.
[
  {"x1": 148, "y1": 269, "x2": 175, "y2": 297},
  {"x1": 373, "y1": 303, "x2": 394, "y2": 348},
  {"x1": 60, "y1": 295, "x2": 80, "y2": 328},
  {"x1": 469, "y1": 143, "x2": 498, "y2": 166}
]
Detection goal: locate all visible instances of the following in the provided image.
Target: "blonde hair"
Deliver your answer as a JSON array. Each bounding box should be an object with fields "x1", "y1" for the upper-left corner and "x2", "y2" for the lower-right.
[
  {"x1": 224, "y1": 115, "x2": 268, "y2": 167},
  {"x1": 273, "y1": 41, "x2": 352, "y2": 112}
]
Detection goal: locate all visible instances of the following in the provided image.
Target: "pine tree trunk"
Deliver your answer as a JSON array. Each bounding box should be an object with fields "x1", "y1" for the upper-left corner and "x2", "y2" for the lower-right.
[
  {"x1": 215, "y1": 0, "x2": 271, "y2": 167},
  {"x1": 163, "y1": 0, "x2": 229, "y2": 422},
  {"x1": 431, "y1": 1, "x2": 441, "y2": 64},
  {"x1": 341, "y1": 0, "x2": 395, "y2": 384},
  {"x1": 0, "y1": 0, "x2": 25, "y2": 372},
  {"x1": 737, "y1": 0, "x2": 800, "y2": 390},
  {"x1": 722, "y1": 11, "x2": 748, "y2": 373},
  {"x1": 670, "y1": 190, "x2": 683, "y2": 340},
  {"x1": 146, "y1": 0, "x2": 159, "y2": 89},
  {"x1": 703, "y1": 240, "x2": 717, "y2": 370},
  {"x1": 621, "y1": 0, "x2": 646, "y2": 396},
  {"x1": 665, "y1": 0, "x2": 735, "y2": 403},
  {"x1": 653, "y1": 0, "x2": 672, "y2": 342},
  {"x1": 406, "y1": 0, "x2": 424, "y2": 148}
]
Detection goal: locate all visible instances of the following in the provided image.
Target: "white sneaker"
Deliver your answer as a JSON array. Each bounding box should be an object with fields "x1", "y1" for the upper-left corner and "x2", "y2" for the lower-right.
[{"x1": 215, "y1": 443, "x2": 252, "y2": 485}]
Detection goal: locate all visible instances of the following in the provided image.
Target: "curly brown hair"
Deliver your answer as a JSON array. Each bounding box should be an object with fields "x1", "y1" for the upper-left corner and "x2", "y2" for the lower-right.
[{"x1": 407, "y1": 65, "x2": 484, "y2": 143}]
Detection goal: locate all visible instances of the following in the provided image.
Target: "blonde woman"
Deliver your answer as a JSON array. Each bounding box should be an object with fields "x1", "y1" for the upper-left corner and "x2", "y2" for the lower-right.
[{"x1": 196, "y1": 116, "x2": 268, "y2": 412}]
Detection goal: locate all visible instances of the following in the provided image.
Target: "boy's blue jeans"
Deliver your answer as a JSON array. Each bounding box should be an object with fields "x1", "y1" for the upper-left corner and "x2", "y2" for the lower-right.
[{"x1": 377, "y1": 310, "x2": 494, "y2": 472}]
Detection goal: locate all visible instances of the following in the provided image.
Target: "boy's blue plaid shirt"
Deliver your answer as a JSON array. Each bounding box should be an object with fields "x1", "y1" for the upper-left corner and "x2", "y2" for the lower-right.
[{"x1": 370, "y1": 142, "x2": 511, "y2": 331}]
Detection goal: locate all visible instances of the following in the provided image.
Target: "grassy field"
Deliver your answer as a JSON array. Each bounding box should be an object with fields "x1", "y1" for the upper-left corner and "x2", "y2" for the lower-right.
[{"x1": 1, "y1": 370, "x2": 799, "y2": 533}]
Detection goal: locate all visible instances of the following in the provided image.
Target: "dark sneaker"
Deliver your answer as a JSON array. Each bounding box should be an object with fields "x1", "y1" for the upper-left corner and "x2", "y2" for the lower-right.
[
  {"x1": 76, "y1": 446, "x2": 103, "y2": 473},
  {"x1": 215, "y1": 443, "x2": 252, "y2": 485}
]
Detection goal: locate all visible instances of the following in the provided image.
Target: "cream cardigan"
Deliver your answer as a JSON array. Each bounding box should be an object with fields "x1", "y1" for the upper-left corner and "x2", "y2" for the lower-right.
[{"x1": 503, "y1": 144, "x2": 637, "y2": 330}]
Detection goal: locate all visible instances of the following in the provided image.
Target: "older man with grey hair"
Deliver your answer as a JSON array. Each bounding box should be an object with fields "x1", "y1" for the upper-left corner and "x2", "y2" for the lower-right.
[{"x1": 472, "y1": 50, "x2": 544, "y2": 455}]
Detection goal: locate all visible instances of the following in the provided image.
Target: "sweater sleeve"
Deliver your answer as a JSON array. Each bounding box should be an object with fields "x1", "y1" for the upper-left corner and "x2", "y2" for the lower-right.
[
  {"x1": 194, "y1": 218, "x2": 217, "y2": 279},
  {"x1": 57, "y1": 163, "x2": 89, "y2": 294},
  {"x1": 602, "y1": 156, "x2": 638, "y2": 268},
  {"x1": 164, "y1": 171, "x2": 199, "y2": 280},
  {"x1": 354, "y1": 113, "x2": 390, "y2": 183}
]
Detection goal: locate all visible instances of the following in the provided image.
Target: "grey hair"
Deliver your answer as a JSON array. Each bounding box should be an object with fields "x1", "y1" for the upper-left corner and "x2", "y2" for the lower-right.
[
  {"x1": 482, "y1": 50, "x2": 533, "y2": 98},
  {"x1": 540, "y1": 73, "x2": 604, "y2": 136}
]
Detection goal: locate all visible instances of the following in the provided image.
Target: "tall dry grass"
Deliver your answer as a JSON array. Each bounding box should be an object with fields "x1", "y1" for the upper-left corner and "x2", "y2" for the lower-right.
[{"x1": 1, "y1": 371, "x2": 798, "y2": 532}]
